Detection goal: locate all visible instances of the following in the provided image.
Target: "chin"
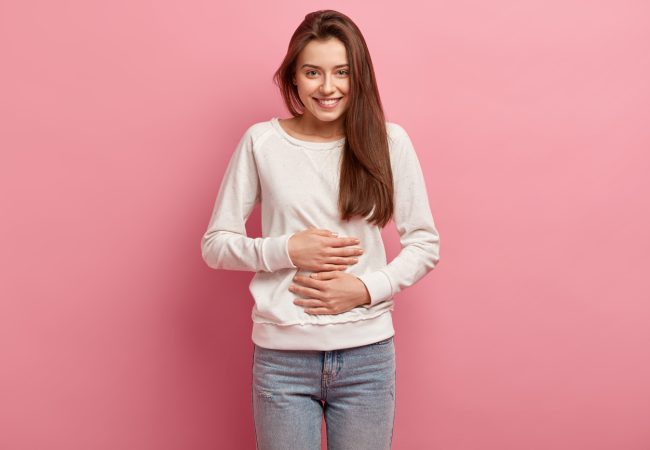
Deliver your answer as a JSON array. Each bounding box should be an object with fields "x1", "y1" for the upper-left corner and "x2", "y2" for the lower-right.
[
  {"x1": 312, "y1": 106, "x2": 348, "y2": 121},
  {"x1": 312, "y1": 112, "x2": 342, "y2": 121}
]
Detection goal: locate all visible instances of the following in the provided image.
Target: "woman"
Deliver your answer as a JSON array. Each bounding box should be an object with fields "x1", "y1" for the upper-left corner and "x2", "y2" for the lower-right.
[{"x1": 200, "y1": 9, "x2": 441, "y2": 450}]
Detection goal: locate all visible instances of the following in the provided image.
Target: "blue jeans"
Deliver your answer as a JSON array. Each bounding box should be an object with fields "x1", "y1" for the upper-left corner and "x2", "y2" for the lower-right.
[{"x1": 251, "y1": 336, "x2": 396, "y2": 450}]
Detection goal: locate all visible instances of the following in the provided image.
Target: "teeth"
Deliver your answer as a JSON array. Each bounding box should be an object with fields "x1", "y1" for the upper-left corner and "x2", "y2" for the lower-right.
[{"x1": 317, "y1": 98, "x2": 340, "y2": 105}]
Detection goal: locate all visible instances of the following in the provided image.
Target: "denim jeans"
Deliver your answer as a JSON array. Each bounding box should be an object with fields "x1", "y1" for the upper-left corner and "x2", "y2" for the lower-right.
[{"x1": 251, "y1": 336, "x2": 396, "y2": 450}]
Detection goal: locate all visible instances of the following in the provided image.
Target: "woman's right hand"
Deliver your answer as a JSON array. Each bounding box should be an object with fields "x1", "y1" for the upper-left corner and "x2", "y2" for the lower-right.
[{"x1": 287, "y1": 228, "x2": 364, "y2": 272}]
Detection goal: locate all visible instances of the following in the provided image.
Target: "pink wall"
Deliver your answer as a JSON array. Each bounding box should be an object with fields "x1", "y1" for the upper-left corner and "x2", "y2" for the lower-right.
[{"x1": 2, "y1": 0, "x2": 649, "y2": 449}]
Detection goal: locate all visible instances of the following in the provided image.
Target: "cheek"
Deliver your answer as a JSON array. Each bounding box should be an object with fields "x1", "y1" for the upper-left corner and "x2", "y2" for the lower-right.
[
  {"x1": 295, "y1": 87, "x2": 311, "y2": 104},
  {"x1": 297, "y1": 83, "x2": 319, "y2": 98}
]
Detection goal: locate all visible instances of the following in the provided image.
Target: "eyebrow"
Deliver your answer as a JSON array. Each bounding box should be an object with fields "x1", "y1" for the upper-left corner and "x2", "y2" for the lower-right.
[{"x1": 301, "y1": 64, "x2": 350, "y2": 69}]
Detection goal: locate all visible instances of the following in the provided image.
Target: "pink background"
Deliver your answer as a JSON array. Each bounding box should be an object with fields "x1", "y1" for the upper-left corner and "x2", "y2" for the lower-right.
[{"x1": 1, "y1": 0, "x2": 649, "y2": 449}]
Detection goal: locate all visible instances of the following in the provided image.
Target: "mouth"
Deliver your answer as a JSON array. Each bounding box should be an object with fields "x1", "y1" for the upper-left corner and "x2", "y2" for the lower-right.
[{"x1": 313, "y1": 97, "x2": 343, "y2": 109}]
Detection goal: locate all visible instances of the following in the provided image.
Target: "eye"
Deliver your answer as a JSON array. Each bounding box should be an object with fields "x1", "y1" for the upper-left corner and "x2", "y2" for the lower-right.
[
  {"x1": 305, "y1": 70, "x2": 319, "y2": 77},
  {"x1": 337, "y1": 69, "x2": 349, "y2": 76}
]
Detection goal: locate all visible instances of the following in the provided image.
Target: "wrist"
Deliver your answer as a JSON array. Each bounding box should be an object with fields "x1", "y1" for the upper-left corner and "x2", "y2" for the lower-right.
[{"x1": 356, "y1": 276, "x2": 372, "y2": 306}]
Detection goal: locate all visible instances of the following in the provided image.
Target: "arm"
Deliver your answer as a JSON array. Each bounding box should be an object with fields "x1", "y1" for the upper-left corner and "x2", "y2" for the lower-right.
[
  {"x1": 200, "y1": 127, "x2": 297, "y2": 272},
  {"x1": 357, "y1": 127, "x2": 441, "y2": 307}
]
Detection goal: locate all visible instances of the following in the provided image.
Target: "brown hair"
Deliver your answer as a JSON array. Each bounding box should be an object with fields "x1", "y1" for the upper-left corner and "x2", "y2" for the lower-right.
[{"x1": 273, "y1": 10, "x2": 394, "y2": 228}]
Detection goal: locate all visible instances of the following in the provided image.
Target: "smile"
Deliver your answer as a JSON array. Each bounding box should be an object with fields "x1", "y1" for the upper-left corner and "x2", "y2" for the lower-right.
[{"x1": 314, "y1": 97, "x2": 342, "y2": 109}]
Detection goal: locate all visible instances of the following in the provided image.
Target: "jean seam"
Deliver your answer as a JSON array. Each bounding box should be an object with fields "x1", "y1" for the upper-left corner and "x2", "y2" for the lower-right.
[
  {"x1": 390, "y1": 351, "x2": 396, "y2": 449},
  {"x1": 252, "y1": 344, "x2": 259, "y2": 450}
]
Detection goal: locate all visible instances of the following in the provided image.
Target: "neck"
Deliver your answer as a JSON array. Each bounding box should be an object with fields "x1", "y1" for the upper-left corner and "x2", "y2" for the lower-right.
[{"x1": 295, "y1": 113, "x2": 345, "y2": 139}]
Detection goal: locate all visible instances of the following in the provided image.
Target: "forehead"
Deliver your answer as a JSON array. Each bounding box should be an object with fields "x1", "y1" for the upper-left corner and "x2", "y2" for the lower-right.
[{"x1": 297, "y1": 38, "x2": 348, "y2": 67}]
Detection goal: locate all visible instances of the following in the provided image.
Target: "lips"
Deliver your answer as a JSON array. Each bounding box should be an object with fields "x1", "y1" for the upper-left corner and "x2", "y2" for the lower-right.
[{"x1": 314, "y1": 97, "x2": 342, "y2": 108}]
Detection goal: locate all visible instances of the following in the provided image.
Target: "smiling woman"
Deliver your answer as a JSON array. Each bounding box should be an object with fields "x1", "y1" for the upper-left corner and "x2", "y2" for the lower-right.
[
  {"x1": 293, "y1": 40, "x2": 350, "y2": 121},
  {"x1": 200, "y1": 8, "x2": 441, "y2": 450},
  {"x1": 277, "y1": 38, "x2": 351, "y2": 140},
  {"x1": 272, "y1": 14, "x2": 397, "y2": 228}
]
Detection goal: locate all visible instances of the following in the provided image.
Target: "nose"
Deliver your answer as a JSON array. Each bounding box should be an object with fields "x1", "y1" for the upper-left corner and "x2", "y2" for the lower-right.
[{"x1": 320, "y1": 74, "x2": 335, "y2": 95}]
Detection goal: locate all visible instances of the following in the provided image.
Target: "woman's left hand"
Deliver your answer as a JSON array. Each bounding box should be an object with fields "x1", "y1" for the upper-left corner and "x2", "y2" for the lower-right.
[{"x1": 289, "y1": 271, "x2": 371, "y2": 314}]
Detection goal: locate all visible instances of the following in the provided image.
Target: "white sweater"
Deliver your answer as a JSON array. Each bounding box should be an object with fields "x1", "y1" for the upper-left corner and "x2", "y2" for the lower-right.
[{"x1": 201, "y1": 117, "x2": 440, "y2": 350}]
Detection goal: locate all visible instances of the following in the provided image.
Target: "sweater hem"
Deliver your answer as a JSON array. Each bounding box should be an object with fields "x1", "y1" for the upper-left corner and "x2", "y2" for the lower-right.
[{"x1": 252, "y1": 311, "x2": 395, "y2": 351}]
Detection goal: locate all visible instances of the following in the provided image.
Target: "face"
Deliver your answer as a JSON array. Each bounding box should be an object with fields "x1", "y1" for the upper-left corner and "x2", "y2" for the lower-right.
[{"x1": 293, "y1": 37, "x2": 350, "y2": 123}]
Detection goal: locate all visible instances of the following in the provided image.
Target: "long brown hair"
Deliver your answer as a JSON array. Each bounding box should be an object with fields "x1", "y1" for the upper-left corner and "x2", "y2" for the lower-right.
[{"x1": 273, "y1": 10, "x2": 394, "y2": 228}]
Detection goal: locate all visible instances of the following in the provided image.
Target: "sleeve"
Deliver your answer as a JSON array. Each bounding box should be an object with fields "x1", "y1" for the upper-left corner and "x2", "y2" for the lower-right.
[
  {"x1": 356, "y1": 128, "x2": 441, "y2": 307},
  {"x1": 200, "y1": 127, "x2": 298, "y2": 272}
]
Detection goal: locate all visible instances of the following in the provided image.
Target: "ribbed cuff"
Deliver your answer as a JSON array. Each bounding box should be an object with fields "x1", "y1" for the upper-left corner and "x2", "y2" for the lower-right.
[
  {"x1": 357, "y1": 270, "x2": 393, "y2": 308},
  {"x1": 262, "y1": 232, "x2": 297, "y2": 272}
]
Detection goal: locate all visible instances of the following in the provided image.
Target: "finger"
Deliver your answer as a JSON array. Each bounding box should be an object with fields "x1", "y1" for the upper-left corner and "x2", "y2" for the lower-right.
[
  {"x1": 319, "y1": 264, "x2": 350, "y2": 271},
  {"x1": 289, "y1": 284, "x2": 323, "y2": 298},
  {"x1": 332, "y1": 246, "x2": 364, "y2": 257},
  {"x1": 293, "y1": 298, "x2": 333, "y2": 315},
  {"x1": 309, "y1": 271, "x2": 339, "y2": 281},
  {"x1": 328, "y1": 236, "x2": 361, "y2": 248},
  {"x1": 304, "y1": 307, "x2": 335, "y2": 315},
  {"x1": 304, "y1": 306, "x2": 334, "y2": 315},
  {"x1": 292, "y1": 275, "x2": 323, "y2": 290},
  {"x1": 325, "y1": 255, "x2": 360, "y2": 266},
  {"x1": 310, "y1": 229, "x2": 336, "y2": 236},
  {"x1": 293, "y1": 298, "x2": 326, "y2": 308}
]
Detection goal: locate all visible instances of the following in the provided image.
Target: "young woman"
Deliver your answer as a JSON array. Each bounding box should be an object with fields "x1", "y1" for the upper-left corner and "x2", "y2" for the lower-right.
[{"x1": 201, "y1": 9, "x2": 440, "y2": 450}]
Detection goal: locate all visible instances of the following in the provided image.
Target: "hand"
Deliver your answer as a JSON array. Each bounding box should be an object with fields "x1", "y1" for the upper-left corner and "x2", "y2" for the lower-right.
[
  {"x1": 289, "y1": 271, "x2": 371, "y2": 315},
  {"x1": 288, "y1": 228, "x2": 364, "y2": 272}
]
